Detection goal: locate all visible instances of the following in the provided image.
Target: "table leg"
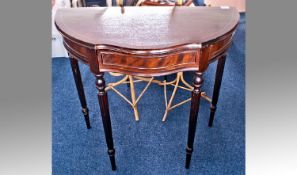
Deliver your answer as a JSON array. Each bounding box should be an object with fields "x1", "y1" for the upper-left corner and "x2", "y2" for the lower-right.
[
  {"x1": 208, "y1": 55, "x2": 227, "y2": 127},
  {"x1": 95, "y1": 73, "x2": 117, "y2": 171},
  {"x1": 69, "y1": 56, "x2": 91, "y2": 129},
  {"x1": 185, "y1": 71, "x2": 203, "y2": 169}
]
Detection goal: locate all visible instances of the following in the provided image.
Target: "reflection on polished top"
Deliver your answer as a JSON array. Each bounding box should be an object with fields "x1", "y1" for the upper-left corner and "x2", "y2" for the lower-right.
[{"x1": 55, "y1": 7, "x2": 239, "y2": 50}]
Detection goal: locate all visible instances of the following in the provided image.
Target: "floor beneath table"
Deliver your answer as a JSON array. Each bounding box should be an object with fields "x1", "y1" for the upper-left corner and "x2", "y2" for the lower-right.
[{"x1": 52, "y1": 13, "x2": 245, "y2": 175}]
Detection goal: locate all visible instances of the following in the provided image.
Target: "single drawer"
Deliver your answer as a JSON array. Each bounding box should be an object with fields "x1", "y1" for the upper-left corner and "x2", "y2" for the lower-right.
[{"x1": 97, "y1": 50, "x2": 199, "y2": 76}]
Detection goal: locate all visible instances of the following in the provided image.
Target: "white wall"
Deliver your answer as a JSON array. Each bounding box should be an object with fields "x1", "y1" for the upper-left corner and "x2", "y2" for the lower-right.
[
  {"x1": 51, "y1": 0, "x2": 71, "y2": 58},
  {"x1": 204, "y1": 0, "x2": 245, "y2": 12}
]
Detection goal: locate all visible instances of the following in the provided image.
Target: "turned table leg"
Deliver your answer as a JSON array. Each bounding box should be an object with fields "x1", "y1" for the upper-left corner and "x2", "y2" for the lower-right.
[
  {"x1": 185, "y1": 71, "x2": 203, "y2": 169},
  {"x1": 208, "y1": 55, "x2": 227, "y2": 127},
  {"x1": 69, "y1": 56, "x2": 91, "y2": 129},
  {"x1": 95, "y1": 73, "x2": 116, "y2": 171}
]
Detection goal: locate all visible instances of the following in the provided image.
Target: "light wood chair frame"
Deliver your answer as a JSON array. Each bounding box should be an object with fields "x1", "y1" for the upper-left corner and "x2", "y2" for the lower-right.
[{"x1": 105, "y1": 72, "x2": 212, "y2": 122}]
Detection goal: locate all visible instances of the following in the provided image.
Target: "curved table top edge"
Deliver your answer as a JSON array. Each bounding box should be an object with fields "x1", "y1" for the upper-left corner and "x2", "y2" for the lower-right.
[{"x1": 55, "y1": 6, "x2": 240, "y2": 51}]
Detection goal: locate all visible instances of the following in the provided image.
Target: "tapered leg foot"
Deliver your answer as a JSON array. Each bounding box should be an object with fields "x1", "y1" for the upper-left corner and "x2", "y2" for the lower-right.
[
  {"x1": 208, "y1": 55, "x2": 226, "y2": 127},
  {"x1": 108, "y1": 149, "x2": 117, "y2": 170},
  {"x1": 185, "y1": 146, "x2": 193, "y2": 169},
  {"x1": 69, "y1": 56, "x2": 91, "y2": 129},
  {"x1": 185, "y1": 71, "x2": 203, "y2": 169},
  {"x1": 96, "y1": 73, "x2": 117, "y2": 171}
]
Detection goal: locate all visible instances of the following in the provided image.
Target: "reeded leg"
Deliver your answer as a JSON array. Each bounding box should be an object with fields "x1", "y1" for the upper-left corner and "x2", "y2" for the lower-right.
[
  {"x1": 185, "y1": 72, "x2": 203, "y2": 169},
  {"x1": 208, "y1": 55, "x2": 227, "y2": 127},
  {"x1": 69, "y1": 56, "x2": 91, "y2": 129},
  {"x1": 95, "y1": 73, "x2": 116, "y2": 171}
]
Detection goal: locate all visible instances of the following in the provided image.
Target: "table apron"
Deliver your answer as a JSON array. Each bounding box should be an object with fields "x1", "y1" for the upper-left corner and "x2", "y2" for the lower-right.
[{"x1": 62, "y1": 31, "x2": 234, "y2": 76}]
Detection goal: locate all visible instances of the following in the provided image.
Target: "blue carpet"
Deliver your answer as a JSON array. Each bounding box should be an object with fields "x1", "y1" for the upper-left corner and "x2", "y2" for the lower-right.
[{"x1": 52, "y1": 13, "x2": 245, "y2": 175}]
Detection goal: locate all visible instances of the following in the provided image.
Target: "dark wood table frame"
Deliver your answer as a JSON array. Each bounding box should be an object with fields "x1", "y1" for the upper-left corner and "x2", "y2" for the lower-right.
[{"x1": 55, "y1": 7, "x2": 239, "y2": 170}]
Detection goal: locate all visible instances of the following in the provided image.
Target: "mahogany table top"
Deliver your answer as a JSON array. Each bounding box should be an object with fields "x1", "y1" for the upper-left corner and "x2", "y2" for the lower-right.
[{"x1": 55, "y1": 7, "x2": 239, "y2": 50}]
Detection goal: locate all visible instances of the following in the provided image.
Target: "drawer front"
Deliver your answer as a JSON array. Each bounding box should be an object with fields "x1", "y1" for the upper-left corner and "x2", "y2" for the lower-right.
[{"x1": 97, "y1": 51, "x2": 199, "y2": 76}]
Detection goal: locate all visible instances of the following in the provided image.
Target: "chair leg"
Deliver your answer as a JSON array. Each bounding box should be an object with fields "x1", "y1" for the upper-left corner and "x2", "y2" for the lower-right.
[
  {"x1": 162, "y1": 73, "x2": 181, "y2": 122},
  {"x1": 69, "y1": 56, "x2": 91, "y2": 129},
  {"x1": 127, "y1": 76, "x2": 130, "y2": 88},
  {"x1": 185, "y1": 71, "x2": 203, "y2": 169},
  {"x1": 95, "y1": 73, "x2": 117, "y2": 171},
  {"x1": 129, "y1": 75, "x2": 139, "y2": 121},
  {"x1": 208, "y1": 55, "x2": 227, "y2": 127}
]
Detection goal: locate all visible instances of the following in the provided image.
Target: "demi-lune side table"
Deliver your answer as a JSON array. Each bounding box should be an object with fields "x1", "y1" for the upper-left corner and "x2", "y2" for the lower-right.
[{"x1": 55, "y1": 6, "x2": 239, "y2": 170}]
